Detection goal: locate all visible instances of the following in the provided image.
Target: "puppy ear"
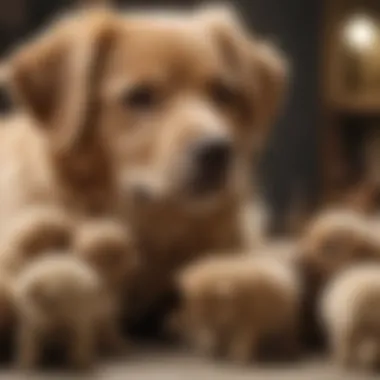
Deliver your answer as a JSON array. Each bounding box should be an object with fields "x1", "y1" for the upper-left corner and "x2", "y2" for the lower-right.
[
  {"x1": 198, "y1": 4, "x2": 288, "y2": 148},
  {"x1": 197, "y1": 3, "x2": 247, "y2": 69},
  {"x1": 251, "y1": 41, "x2": 288, "y2": 144},
  {"x1": 7, "y1": 10, "x2": 117, "y2": 152}
]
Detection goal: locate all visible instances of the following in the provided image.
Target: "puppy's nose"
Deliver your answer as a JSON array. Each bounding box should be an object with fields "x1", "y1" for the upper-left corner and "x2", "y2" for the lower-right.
[
  {"x1": 191, "y1": 138, "x2": 232, "y2": 193},
  {"x1": 194, "y1": 138, "x2": 231, "y2": 174}
]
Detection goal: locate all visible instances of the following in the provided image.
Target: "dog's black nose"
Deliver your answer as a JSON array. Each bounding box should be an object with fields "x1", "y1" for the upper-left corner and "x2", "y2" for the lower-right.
[
  {"x1": 195, "y1": 139, "x2": 231, "y2": 172},
  {"x1": 191, "y1": 138, "x2": 232, "y2": 193}
]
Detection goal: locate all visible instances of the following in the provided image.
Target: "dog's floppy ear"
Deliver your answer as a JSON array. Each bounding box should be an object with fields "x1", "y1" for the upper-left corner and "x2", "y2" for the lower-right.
[
  {"x1": 7, "y1": 9, "x2": 117, "y2": 152},
  {"x1": 198, "y1": 4, "x2": 288, "y2": 147},
  {"x1": 250, "y1": 41, "x2": 288, "y2": 143}
]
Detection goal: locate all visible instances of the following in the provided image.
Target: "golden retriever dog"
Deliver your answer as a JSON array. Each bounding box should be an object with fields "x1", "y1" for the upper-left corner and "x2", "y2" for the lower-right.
[
  {"x1": 13, "y1": 255, "x2": 102, "y2": 371},
  {"x1": 73, "y1": 219, "x2": 138, "y2": 353},
  {"x1": 320, "y1": 265, "x2": 380, "y2": 372},
  {"x1": 0, "y1": 205, "x2": 73, "y2": 277},
  {"x1": 1, "y1": 5, "x2": 286, "y2": 324},
  {"x1": 171, "y1": 254, "x2": 300, "y2": 363},
  {"x1": 102, "y1": 4, "x2": 288, "y2": 321}
]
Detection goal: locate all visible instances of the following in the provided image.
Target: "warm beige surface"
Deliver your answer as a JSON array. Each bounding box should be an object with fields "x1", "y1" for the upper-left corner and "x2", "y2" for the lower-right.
[{"x1": 0, "y1": 347, "x2": 377, "y2": 380}]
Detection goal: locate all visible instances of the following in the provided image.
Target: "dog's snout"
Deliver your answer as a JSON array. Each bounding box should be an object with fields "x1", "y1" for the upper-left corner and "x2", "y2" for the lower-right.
[
  {"x1": 189, "y1": 138, "x2": 232, "y2": 194},
  {"x1": 194, "y1": 139, "x2": 231, "y2": 174}
]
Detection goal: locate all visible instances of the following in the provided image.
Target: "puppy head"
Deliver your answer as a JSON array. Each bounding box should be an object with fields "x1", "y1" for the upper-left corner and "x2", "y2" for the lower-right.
[
  {"x1": 14, "y1": 255, "x2": 101, "y2": 323},
  {"x1": 7, "y1": 6, "x2": 287, "y2": 212},
  {"x1": 74, "y1": 220, "x2": 138, "y2": 288},
  {"x1": 5, "y1": 206, "x2": 73, "y2": 259},
  {"x1": 297, "y1": 210, "x2": 379, "y2": 283},
  {"x1": 175, "y1": 260, "x2": 237, "y2": 332},
  {"x1": 110, "y1": 4, "x2": 288, "y2": 209}
]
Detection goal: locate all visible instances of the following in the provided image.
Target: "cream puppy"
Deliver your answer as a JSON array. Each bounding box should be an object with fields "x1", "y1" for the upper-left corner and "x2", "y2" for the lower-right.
[
  {"x1": 321, "y1": 265, "x2": 380, "y2": 372},
  {"x1": 0, "y1": 206, "x2": 73, "y2": 277},
  {"x1": 13, "y1": 255, "x2": 102, "y2": 371},
  {"x1": 74, "y1": 219, "x2": 138, "y2": 354},
  {"x1": 172, "y1": 254, "x2": 300, "y2": 363},
  {"x1": 298, "y1": 209, "x2": 380, "y2": 285}
]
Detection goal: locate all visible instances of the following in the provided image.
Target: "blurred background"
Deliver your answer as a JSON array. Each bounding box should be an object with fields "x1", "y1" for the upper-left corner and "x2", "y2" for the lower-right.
[{"x1": 2, "y1": 0, "x2": 380, "y2": 236}]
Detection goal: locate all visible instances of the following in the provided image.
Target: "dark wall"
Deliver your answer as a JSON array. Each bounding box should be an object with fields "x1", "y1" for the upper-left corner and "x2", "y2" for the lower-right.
[
  {"x1": 0, "y1": 0, "x2": 322, "y2": 229},
  {"x1": 242, "y1": 0, "x2": 322, "y2": 228}
]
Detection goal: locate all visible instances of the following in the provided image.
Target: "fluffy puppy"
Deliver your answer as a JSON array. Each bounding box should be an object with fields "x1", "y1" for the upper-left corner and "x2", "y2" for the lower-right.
[
  {"x1": 13, "y1": 255, "x2": 102, "y2": 371},
  {"x1": 296, "y1": 209, "x2": 380, "y2": 350},
  {"x1": 172, "y1": 255, "x2": 300, "y2": 364},
  {"x1": 320, "y1": 265, "x2": 380, "y2": 372},
  {"x1": 0, "y1": 205, "x2": 73, "y2": 277},
  {"x1": 1, "y1": 4, "x2": 287, "y2": 324},
  {"x1": 73, "y1": 219, "x2": 138, "y2": 353},
  {"x1": 297, "y1": 209, "x2": 379, "y2": 285}
]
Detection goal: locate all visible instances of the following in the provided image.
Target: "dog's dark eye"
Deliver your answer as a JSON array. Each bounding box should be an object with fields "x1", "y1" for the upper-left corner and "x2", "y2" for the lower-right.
[
  {"x1": 123, "y1": 85, "x2": 158, "y2": 110},
  {"x1": 209, "y1": 80, "x2": 238, "y2": 107}
]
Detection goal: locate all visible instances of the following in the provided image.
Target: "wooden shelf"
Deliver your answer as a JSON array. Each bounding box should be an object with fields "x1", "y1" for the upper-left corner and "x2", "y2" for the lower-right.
[{"x1": 328, "y1": 96, "x2": 380, "y2": 114}]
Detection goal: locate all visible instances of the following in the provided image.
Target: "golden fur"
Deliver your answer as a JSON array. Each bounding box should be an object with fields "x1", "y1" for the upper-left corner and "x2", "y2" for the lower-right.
[
  {"x1": 172, "y1": 254, "x2": 300, "y2": 363},
  {"x1": 320, "y1": 265, "x2": 380, "y2": 371},
  {"x1": 0, "y1": 5, "x2": 287, "y2": 320},
  {"x1": 0, "y1": 8, "x2": 131, "y2": 224},
  {"x1": 0, "y1": 205, "x2": 73, "y2": 277},
  {"x1": 109, "y1": 4, "x2": 288, "y2": 317},
  {"x1": 73, "y1": 219, "x2": 138, "y2": 353},
  {"x1": 297, "y1": 209, "x2": 380, "y2": 285},
  {"x1": 13, "y1": 255, "x2": 102, "y2": 370}
]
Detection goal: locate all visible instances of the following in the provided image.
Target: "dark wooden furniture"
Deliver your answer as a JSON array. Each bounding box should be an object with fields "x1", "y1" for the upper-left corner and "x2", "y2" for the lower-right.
[{"x1": 321, "y1": 0, "x2": 380, "y2": 210}]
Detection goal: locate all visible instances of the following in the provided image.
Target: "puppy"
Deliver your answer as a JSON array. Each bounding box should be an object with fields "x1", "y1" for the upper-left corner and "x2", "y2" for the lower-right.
[
  {"x1": 297, "y1": 209, "x2": 379, "y2": 285},
  {"x1": 172, "y1": 255, "x2": 300, "y2": 364},
  {"x1": 0, "y1": 205, "x2": 73, "y2": 277},
  {"x1": 321, "y1": 265, "x2": 380, "y2": 371},
  {"x1": 296, "y1": 209, "x2": 380, "y2": 350},
  {"x1": 1, "y1": 5, "x2": 287, "y2": 324},
  {"x1": 13, "y1": 255, "x2": 102, "y2": 370},
  {"x1": 73, "y1": 219, "x2": 138, "y2": 353}
]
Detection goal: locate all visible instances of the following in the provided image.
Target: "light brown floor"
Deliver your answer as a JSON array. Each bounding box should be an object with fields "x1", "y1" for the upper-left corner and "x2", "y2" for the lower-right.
[{"x1": 0, "y1": 347, "x2": 378, "y2": 380}]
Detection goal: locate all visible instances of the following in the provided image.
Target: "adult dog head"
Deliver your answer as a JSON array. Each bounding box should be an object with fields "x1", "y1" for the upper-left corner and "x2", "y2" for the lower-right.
[
  {"x1": 5, "y1": 5, "x2": 287, "y2": 215},
  {"x1": 106, "y1": 5, "x2": 288, "y2": 211}
]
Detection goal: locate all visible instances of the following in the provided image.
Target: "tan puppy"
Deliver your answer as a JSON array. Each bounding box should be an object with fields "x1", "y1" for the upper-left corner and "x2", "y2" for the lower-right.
[
  {"x1": 321, "y1": 265, "x2": 380, "y2": 371},
  {"x1": 74, "y1": 219, "x2": 138, "y2": 353},
  {"x1": 0, "y1": 205, "x2": 73, "y2": 277},
  {"x1": 297, "y1": 209, "x2": 380, "y2": 285},
  {"x1": 13, "y1": 255, "x2": 102, "y2": 371},
  {"x1": 296, "y1": 209, "x2": 380, "y2": 350},
  {"x1": 1, "y1": 5, "x2": 287, "y2": 321},
  {"x1": 172, "y1": 255, "x2": 300, "y2": 363}
]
